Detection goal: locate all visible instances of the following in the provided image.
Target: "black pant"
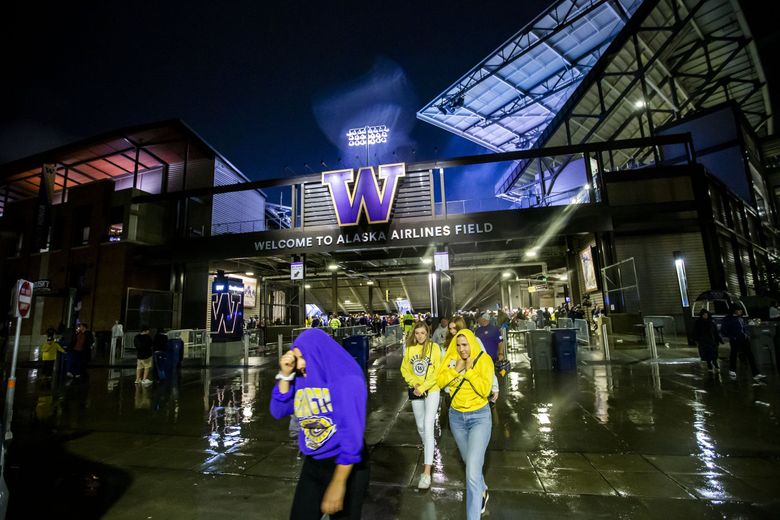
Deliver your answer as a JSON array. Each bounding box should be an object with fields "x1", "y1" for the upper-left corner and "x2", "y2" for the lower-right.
[
  {"x1": 729, "y1": 339, "x2": 758, "y2": 376},
  {"x1": 290, "y1": 451, "x2": 370, "y2": 520}
]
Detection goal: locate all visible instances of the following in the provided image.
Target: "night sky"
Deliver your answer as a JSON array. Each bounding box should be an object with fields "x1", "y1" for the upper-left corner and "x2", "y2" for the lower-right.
[{"x1": 1, "y1": 0, "x2": 777, "y2": 198}]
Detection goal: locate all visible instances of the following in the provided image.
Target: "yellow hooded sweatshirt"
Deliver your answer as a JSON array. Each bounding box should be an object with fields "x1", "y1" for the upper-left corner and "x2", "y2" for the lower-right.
[
  {"x1": 401, "y1": 340, "x2": 441, "y2": 394},
  {"x1": 437, "y1": 329, "x2": 494, "y2": 412}
]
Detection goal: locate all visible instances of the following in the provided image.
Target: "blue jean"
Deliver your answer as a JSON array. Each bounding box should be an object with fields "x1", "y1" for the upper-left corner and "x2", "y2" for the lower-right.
[{"x1": 449, "y1": 404, "x2": 491, "y2": 520}]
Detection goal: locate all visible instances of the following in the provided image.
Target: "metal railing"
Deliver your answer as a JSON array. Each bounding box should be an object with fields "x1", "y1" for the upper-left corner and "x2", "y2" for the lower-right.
[
  {"x1": 121, "y1": 329, "x2": 210, "y2": 360},
  {"x1": 382, "y1": 324, "x2": 404, "y2": 346},
  {"x1": 573, "y1": 319, "x2": 591, "y2": 346}
]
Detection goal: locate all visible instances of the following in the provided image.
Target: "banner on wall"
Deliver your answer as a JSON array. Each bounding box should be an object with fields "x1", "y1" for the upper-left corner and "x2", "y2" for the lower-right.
[{"x1": 580, "y1": 244, "x2": 598, "y2": 292}]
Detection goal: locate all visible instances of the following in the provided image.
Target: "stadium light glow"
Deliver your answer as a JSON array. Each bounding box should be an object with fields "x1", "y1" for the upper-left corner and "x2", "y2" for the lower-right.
[
  {"x1": 304, "y1": 284, "x2": 312, "y2": 289},
  {"x1": 347, "y1": 125, "x2": 389, "y2": 147},
  {"x1": 328, "y1": 263, "x2": 339, "y2": 271}
]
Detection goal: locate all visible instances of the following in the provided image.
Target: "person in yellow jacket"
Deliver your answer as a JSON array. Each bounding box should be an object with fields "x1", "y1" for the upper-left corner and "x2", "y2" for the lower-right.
[
  {"x1": 400, "y1": 321, "x2": 441, "y2": 490},
  {"x1": 437, "y1": 329, "x2": 494, "y2": 519},
  {"x1": 41, "y1": 328, "x2": 65, "y2": 378}
]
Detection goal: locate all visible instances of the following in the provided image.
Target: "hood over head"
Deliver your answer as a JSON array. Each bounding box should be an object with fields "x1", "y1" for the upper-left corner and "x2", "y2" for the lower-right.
[
  {"x1": 444, "y1": 328, "x2": 482, "y2": 362},
  {"x1": 291, "y1": 328, "x2": 363, "y2": 383}
]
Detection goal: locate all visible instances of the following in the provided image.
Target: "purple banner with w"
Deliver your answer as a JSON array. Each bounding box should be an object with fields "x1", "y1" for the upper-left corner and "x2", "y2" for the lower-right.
[{"x1": 322, "y1": 163, "x2": 406, "y2": 226}]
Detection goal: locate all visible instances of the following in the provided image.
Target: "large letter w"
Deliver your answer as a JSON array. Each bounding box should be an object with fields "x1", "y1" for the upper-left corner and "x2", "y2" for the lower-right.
[{"x1": 322, "y1": 163, "x2": 406, "y2": 226}]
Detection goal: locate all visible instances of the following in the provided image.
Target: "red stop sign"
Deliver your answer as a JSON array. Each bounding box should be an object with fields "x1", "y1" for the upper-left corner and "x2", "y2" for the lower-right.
[{"x1": 17, "y1": 280, "x2": 33, "y2": 318}]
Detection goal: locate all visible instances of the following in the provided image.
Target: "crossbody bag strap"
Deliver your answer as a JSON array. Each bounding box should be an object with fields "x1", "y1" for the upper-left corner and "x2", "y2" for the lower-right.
[{"x1": 450, "y1": 351, "x2": 484, "y2": 401}]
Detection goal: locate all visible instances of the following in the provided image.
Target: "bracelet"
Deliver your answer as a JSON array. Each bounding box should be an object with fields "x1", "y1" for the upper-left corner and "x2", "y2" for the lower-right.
[{"x1": 275, "y1": 372, "x2": 295, "y2": 381}]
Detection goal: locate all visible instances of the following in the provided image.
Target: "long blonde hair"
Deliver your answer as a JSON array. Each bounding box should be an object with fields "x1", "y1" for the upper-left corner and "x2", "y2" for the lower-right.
[{"x1": 406, "y1": 320, "x2": 433, "y2": 357}]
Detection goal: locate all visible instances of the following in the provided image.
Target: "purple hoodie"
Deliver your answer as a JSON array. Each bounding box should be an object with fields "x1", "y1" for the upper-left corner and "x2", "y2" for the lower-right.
[{"x1": 270, "y1": 329, "x2": 367, "y2": 465}]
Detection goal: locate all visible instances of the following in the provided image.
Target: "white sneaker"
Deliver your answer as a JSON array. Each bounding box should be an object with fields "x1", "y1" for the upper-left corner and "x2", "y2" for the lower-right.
[
  {"x1": 754, "y1": 374, "x2": 767, "y2": 381},
  {"x1": 134, "y1": 379, "x2": 141, "y2": 384},
  {"x1": 417, "y1": 473, "x2": 431, "y2": 489},
  {"x1": 481, "y1": 489, "x2": 489, "y2": 514},
  {"x1": 141, "y1": 379, "x2": 153, "y2": 386},
  {"x1": 729, "y1": 371, "x2": 737, "y2": 379}
]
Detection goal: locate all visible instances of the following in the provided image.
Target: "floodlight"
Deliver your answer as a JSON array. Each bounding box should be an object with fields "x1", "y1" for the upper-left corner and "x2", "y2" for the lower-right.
[{"x1": 328, "y1": 263, "x2": 338, "y2": 271}]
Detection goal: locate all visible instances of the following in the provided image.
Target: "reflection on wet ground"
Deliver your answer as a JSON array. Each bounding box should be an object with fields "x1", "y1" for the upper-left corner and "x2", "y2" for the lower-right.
[{"x1": 5, "y1": 343, "x2": 780, "y2": 518}]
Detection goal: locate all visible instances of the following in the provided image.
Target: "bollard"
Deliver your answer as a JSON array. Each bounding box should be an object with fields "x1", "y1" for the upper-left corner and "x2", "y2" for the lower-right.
[
  {"x1": 243, "y1": 334, "x2": 249, "y2": 365},
  {"x1": 601, "y1": 323, "x2": 611, "y2": 362},
  {"x1": 205, "y1": 334, "x2": 211, "y2": 366},
  {"x1": 647, "y1": 321, "x2": 659, "y2": 360},
  {"x1": 278, "y1": 334, "x2": 284, "y2": 360}
]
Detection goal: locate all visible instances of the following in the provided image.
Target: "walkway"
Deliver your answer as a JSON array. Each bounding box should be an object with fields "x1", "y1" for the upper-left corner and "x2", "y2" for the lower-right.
[{"x1": 4, "y1": 340, "x2": 780, "y2": 518}]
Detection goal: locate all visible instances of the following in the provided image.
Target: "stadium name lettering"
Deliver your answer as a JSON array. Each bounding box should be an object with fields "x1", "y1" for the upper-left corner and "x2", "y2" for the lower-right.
[{"x1": 253, "y1": 222, "x2": 493, "y2": 252}]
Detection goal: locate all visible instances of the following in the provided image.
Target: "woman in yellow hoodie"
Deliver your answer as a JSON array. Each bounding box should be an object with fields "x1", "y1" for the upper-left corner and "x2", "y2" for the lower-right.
[
  {"x1": 41, "y1": 328, "x2": 65, "y2": 378},
  {"x1": 400, "y1": 321, "x2": 441, "y2": 490},
  {"x1": 437, "y1": 329, "x2": 494, "y2": 519}
]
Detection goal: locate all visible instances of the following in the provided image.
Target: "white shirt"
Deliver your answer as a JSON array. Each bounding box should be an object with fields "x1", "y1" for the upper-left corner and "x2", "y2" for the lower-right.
[{"x1": 111, "y1": 323, "x2": 124, "y2": 338}]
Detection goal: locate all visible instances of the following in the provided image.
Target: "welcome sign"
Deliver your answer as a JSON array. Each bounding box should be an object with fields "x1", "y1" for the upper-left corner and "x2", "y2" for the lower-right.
[{"x1": 321, "y1": 163, "x2": 406, "y2": 226}]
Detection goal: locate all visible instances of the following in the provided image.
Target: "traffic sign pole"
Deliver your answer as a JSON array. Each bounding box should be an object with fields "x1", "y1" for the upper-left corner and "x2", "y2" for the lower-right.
[{"x1": 3, "y1": 316, "x2": 22, "y2": 443}]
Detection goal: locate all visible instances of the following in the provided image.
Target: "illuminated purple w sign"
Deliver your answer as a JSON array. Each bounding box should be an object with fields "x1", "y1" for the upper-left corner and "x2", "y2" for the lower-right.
[{"x1": 322, "y1": 163, "x2": 406, "y2": 226}]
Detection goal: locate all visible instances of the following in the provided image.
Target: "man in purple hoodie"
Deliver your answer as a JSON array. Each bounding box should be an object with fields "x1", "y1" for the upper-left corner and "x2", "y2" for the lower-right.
[{"x1": 270, "y1": 328, "x2": 369, "y2": 519}]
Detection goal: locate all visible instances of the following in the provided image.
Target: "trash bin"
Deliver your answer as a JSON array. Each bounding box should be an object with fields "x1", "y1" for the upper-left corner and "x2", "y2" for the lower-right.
[
  {"x1": 525, "y1": 330, "x2": 552, "y2": 371},
  {"x1": 153, "y1": 351, "x2": 169, "y2": 381},
  {"x1": 342, "y1": 335, "x2": 370, "y2": 370},
  {"x1": 168, "y1": 338, "x2": 183, "y2": 368},
  {"x1": 552, "y1": 328, "x2": 578, "y2": 371},
  {"x1": 749, "y1": 324, "x2": 776, "y2": 368}
]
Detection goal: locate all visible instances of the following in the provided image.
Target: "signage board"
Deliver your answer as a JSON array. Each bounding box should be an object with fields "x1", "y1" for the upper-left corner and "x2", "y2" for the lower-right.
[
  {"x1": 291, "y1": 261, "x2": 304, "y2": 280},
  {"x1": 322, "y1": 163, "x2": 405, "y2": 226},
  {"x1": 14, "y1": 280, "x2": 33, "y2": 319},
  {"x1": 434, "y1": 251, "x2": 450, "y2": 271}
]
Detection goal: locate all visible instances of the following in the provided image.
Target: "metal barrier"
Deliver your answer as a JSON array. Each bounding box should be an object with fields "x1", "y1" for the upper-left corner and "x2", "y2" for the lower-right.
[
  {"x1": 331, "y1": 325, "x2": 368, "y2": 342},
  {"x1": 514, "y1": 320, "x2": 537, "y2": 331},
  {"x1": 506, "y1": 330, "x2": 525, "y2": 350},
  {"x1": 556, "y1": 318, "x2": 573, "y2": 329},
  {"x1": 291, "y1": 326, "x2": 331, "y2": 340},
  {"x1": 573, "y1": 319, "x2": 591, "y2": 346},
  {"x1": 382, "y1": 324, "x2": 404, "y2": 346},
  {"x1": 167, "y1": 329, "x2": 209, "y2": 359}
]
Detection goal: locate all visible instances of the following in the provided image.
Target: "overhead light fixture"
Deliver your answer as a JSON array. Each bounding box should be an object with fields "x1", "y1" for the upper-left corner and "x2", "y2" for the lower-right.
[
  {"x1": 634, "y1": 99, "x2": 646, "y2": 109},
  {"x1": 304, "y1": 284, "x2": 311, "y2": 289},
  {"x1": 366, "y1": 280, "x2": 374, "y2": 285},
  {"x1": 525, "y1": 250, "x2": 538, "y2": 258},
  {"x1": 327, "y1": 263, "x2": 338, "y2": 271},
  {"x1": 344, "y1": 299, "x2": 351, "y2": 304},
  {"x1": 245, "y1": 271, "x2": 254, "y2": 276},
  {"x1": 558, "y1": 273, "x2": 568, "y2": 281},
  {"x1": 422, "y1": 257, "x2": 433, "y2": 265},
  {"x1": 502, "y1": 271, "x2": 513, "y2": 278}
]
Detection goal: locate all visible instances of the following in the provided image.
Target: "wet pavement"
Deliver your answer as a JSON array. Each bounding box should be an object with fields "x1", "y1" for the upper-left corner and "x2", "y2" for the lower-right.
[{"x1": 4, "y1": 340, "x2": 780, "y2": 519}]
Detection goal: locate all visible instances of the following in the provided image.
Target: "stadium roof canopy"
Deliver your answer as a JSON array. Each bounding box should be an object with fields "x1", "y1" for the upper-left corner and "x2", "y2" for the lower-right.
[{"x1": 418, "y1": 0, "x2": 773, "y2": 202}]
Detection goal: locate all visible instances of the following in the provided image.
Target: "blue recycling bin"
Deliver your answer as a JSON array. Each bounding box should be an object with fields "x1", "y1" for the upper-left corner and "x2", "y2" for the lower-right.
[
  {"x1": 342, "y1": 335, "x2": 370, "y2": 370},
  {"x1": 552, "y1": 328, "x2": 577, "y2": 371},
  {"x1": 153, "y1": 351, "x2": 169, "y2": 380},
  {"x1": 168, "y1": 338, "x2": 183, "y2": 368}
]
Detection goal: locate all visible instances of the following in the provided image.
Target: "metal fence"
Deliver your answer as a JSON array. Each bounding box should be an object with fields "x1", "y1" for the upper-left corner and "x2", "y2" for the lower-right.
[{"x1": 573, "y1": 319, "x2": 591, "y2": 346}]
